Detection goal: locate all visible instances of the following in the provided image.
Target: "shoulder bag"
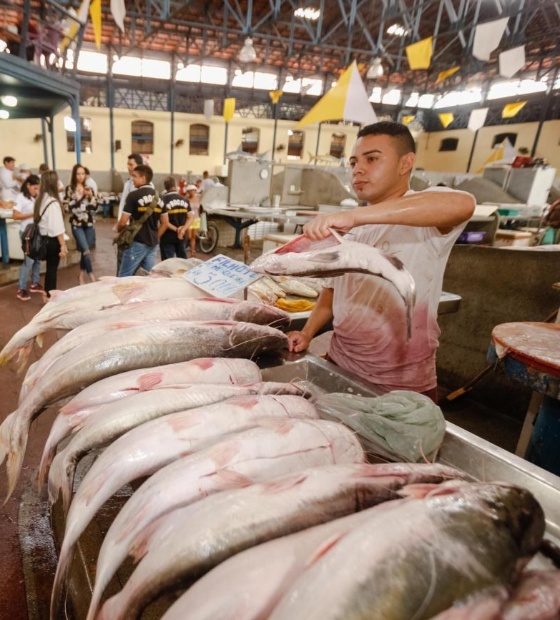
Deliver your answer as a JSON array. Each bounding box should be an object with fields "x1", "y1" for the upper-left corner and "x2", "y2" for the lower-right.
[
  {"x1": 21, "y1": 199, "x2": 57, "y2": 261},
  {"x1": 113, "y1": 192, "x2": 159, "y2": 250}
]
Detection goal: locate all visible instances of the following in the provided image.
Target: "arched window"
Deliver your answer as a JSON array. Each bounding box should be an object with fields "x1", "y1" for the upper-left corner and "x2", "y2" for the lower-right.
[
  {"x1": 190, "y1": 124, "x2": 210, "y2": 155},
  {"x1": 242, "y1": 127, "x2": 260, "y2": 154},
  {"x1": 329, "y1": 132, "x2": 346, "y2": 158},
  {"x1": 439, "y1": 138, "x2": 459, "y2": 152},
  {"x1": 288, "y1": 130, "x2": 304, "y2": 159},
  {"x1": 67, "y1": 117, "x2": 93, "y2": 153},
  {"x1": 131, "y1": 120, "x2": 154, "y2": 154},
  {"x1": 492, "y1": 132, "x2": 517, "y2": 148}
]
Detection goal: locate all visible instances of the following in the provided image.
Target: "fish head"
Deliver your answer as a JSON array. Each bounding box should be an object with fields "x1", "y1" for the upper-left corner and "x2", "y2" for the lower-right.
[
  {"x1": 229, "y1": 323, "x2": 288, "y2": 354},
  {"x1": 233, "y1": 302, "x2": 290, "y2": 330}
]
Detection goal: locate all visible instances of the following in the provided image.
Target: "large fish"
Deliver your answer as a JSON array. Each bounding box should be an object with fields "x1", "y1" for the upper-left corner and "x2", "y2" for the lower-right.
[
  {"x1": 59, "y1": 415, "x2": 354, "y2": 620},
  {"x1": 0, "y1": 276, "x2": 210, "y2": 369},
  {"x1": 38, "y1": 358, "x2": 262, "y2": 484},
  {"x1": 150, "y1": 257, "x2": 204, "y2": 277},
  {"x1": 47, "y1": 382, "x2": 306, "y2": 512},
  {"x1": 0, "y1": 321, "x2": 288, "y2": 501},
  {"x1": 251, "y1": 235, "x2": 416, "y2": 338},
  {"x1": 430, "y1": 569, "x2": 560, "y2": 620},
  {"x1": 21, "y1": 298, "x2": 288, "y2": 397},
  {"x1": 269, "y1": 482, "x2": 545, "y2": 620},
  {"x1": 97, "y1": 463, "x2": 461, "y2": 620}
]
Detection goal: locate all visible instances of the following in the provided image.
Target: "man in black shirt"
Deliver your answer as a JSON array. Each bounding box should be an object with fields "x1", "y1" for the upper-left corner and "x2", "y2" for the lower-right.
[
  {"x1": 158, "y1": 176, "x2": 193, "y2": 260},
  {"x1": 117, "y1": 164, "x2": 166, "y2": 277}
]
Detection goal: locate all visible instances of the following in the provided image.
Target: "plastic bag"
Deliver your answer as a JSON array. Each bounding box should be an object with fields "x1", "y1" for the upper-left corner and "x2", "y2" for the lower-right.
[{"x1": 315, "y1": 390, "x2": 446, "y2": 462}]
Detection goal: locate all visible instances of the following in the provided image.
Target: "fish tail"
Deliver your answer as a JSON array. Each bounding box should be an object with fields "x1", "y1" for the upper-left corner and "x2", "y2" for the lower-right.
[
  {"x1": 0, "y1": 412, "x2": 15, "y2": 469},
  {"x1": 50, "y1": 541, "x2": 73, "y2": 620},
  {"x1": 38, "y1": 442, "x2": 56, "y2": 490},
  {"x1": 4, "y1": 419, "x2": 29, "y2": 503},
  {"x1": 48, "y1": 451, "x2": 74, "y2": 515}
]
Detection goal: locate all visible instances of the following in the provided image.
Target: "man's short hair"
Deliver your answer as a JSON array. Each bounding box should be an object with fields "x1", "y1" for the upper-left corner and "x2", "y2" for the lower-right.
[
  {"x1": 83, "y1": 166, "x2": 90, "y2": 175},
  {"x1": 163, "y1": 176, "x2": 176, "y2": 191},
  {"x1": 357, "y1": 121, "x2": 416, "y2": 155},
  {"x1": 133, "y1": 164, "x2": 153, "y2": 184},
  {"x1": 128, "y1": 153, "x2": 144, "y2": 166},
  {"x1": 39, "y1": 163, "x2": 49, "y2": 173},
  {"x1": 3, "y1": 156, "x2": 15, "y2": 165}
]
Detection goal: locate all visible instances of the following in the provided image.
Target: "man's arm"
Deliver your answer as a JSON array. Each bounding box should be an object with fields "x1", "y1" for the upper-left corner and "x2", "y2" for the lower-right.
[
  {"x1": 178, "y1": 212, "x2": 195, "y2": 239},
  {"x1": 0, "y1": 168, "x2": 19, "y2": 191},
  {"x1": 287, "y1": 287, "x2": 334, "y2": 352},
  {"x1": 304, "y1": 190, "x2": 475, "y2": 240},
  {"x1": 158, "y1": 213, "x2": 170, "y2": 238},
  {"x1": 117, "y1": 212, "x2": 130, "y2": 232}
]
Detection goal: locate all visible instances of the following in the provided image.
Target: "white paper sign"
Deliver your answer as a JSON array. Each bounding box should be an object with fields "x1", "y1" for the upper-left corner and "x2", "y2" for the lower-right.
[
  {"x1": 473, "y1": 17, "x2": 508, "y2": 61},
  {"x1": 468, "y1": 107, "x2": 489, "y2": 132},
  {"x1": 183, "y1": 255, "x2": 261, "y2": 297},
  {"x1": 499, "y1": 45, "x2": 525, "y2": 78}
]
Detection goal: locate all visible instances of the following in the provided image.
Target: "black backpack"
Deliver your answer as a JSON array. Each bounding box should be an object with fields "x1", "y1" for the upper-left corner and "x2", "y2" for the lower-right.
[{"x1": 21, "y1": 199, "x2": 57, "y2": 261}]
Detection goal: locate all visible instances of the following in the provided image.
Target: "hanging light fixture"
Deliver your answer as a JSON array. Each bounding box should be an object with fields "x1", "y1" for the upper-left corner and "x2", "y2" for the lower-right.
[
  {"x1": 64, "y1": 116, "x2": 76, "y2": 132},
  {"x1": 1, "y1": 95, "x2": 17, "y2": 107},
  {"x1": 0, "y1": 110, "x2": 10, "y2": 120},
  {"x1": 366, "y1": 58, "x2": 384, "y2": 79},
  {"x1": 239, "y1": 38, "x2": 257, "y2": 63}
]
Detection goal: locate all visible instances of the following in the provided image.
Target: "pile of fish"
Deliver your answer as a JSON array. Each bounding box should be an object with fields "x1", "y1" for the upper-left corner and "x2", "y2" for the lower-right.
[{"x1": 0, "y1": 261, "x2": 558, "y2": 620}]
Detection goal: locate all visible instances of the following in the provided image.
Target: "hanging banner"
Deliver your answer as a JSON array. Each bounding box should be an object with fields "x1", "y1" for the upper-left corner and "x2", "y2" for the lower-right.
[
  {"x1": 402, "y1": 115, "x2": 415, "y2": 125},
  {"x1": 89, "y1": 0, "x2": 102, "y2": 49},
  {"x1": 204, "y1": 99, "x2": 214, "y2": 121},
  {"x1": 223, "y1": 98, "x2": 236, "y2": 123},
  {"x1": 499, "y1": 45, "x2": 525, "y2": 78},
  {"x1": 435, "y1": 66, "x2": 459, "y2": 85},
  {"x1": 468, "y1": 107, "x2": 489, "y2": 132},
  {"x1": 111, "y1": 0, "x2": 126, "y2": 32},
  {"x1": 269, "y1": 90, "x2": 283, "y2": 105},
  {"x1": 60, "y1": 0, "x2": 91, "y2": 52},
  {"x1": 406, "y1": 37, "x2": 433, "y2": 70},
  {"x1": 502, "y1": 101, "x2": 527, "y2": 118},
  {"x1": 297, "y1": 61, "x2": 376, "y2": 129},
  {"x1": 438, "y1": 113, "x2": 454, "y2": 129},
  {"x1": 473, "y1": 17, "x2": 508, "y2": 61}
]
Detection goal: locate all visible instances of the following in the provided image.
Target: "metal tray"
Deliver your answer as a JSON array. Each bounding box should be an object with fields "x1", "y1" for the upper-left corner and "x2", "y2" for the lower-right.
[{"x1": 263, "y1": 354, "x2": 560, "y2": 553}]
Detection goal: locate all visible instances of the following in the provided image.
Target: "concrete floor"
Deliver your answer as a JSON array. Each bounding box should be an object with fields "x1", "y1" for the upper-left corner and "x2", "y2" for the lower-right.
[{"x1": 0, "y1": 218, "x2": 521, "y2": 619}]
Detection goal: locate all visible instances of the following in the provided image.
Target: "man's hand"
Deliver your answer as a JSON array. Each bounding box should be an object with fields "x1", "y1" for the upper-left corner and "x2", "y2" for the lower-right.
[
  {"x1": 546, "y1": 198, "x2": 560, "y2": 229},
  {"x1": 303, "y1": 211, "x2": 357, "y2": 241},
  {"x1": 287, "y1": 331, "x2": 311, "y2": 353}
]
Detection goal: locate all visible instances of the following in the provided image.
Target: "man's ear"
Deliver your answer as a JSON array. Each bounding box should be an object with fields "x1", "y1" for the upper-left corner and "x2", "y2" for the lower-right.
[{"x1": 399, "y1": 152, "x2": 415, "y2": 176}]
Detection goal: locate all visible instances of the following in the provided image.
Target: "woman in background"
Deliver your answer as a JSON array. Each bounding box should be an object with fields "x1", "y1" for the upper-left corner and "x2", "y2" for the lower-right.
[
  {"x1": 13, "y1": 174, "x2": 44, "y2": 301},
  {"x1": 36, "y1": 171, "x2": 67, "y2": 301},
  {"x1": 66, "y1": 164, "x2": 97, "y2": 284}
]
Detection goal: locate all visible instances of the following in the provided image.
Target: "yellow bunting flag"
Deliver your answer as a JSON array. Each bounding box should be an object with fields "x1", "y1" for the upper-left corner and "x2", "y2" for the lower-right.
[
  {"x1": 436, "y1": 66, "x2": 460, "y2": 85},
  {"x1": 406, "y1": 37, "x2": 433, "y2": 70},
  {"x1": 502, "y1": 101, "x2": 526, "y2": 118},
  {"x1": 269, "y1": 90, "x2": 283, "y2": 105},
  {"x1": 402, "y1": 115, "x2": 415, "y2": 125},
  {"x1": 90, "y1": 0, "x2": 102, "y2": 50},
  {"x1": 223, "y1": 98, "x2": 236, "y2": 123},
  {"x1": 60, "y1": 0, "x2": 91, "y2": 52},
  {"x1": 438, "y1": 113, "x2": 454, "y2": 128},
  {"x1": 296, "y1": 61, "x2": 376, "y2": 128}
]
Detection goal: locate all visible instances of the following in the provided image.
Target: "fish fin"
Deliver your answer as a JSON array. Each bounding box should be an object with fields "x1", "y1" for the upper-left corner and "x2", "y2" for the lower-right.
[
  {"x1": 223, "y1": 395, "x2": 259, "y2": 409},
  {"x1": 216, "y1": 469, "x2": 254, "y2": 489},
  {"x1": 50, "y1": 540, "x2": 74, "y2": 620},
  {"x1": 305, "y1": 534, "x2": 345, "y2": 567},
  {"x1": 190, "y1": 358, "x2": 216, "y2": 370},
  {"x1": 308, "y1": 251, "x2": 340, "y2": 263},
  {"x1": 112, "y1": 282, "x2": 147, "y2": 304},
  {"x1": 47, "y1": 451, "x2": 73, "y2": 515},
  {"x1": 137, "y1": 372, "x2": 163, "y2": 391},
  {"x1": 384, "y1": 252, "x2": 405, "y2": 270},
  {"x1": 2, "y1": 413, "x2": 29, "y2": 503},
  {"x1": 398, "y1": 483, "x2": 441, "y2": 499},
  {"x1": 59, "y1": 400, "x2": 81, "y2": 416},
  {"x1": 129, "y1": 515, "x2": 166, "y2": 561},
  {"x1": 256, "y1": 418, "x2": 294, "y2": 435},
  {"x1": 0, "y1": 412, "x2": 14, "y2": 469},
  {"x1": 261, "y1": 472, "x2": 307, "y2": 495},
  {"x1": 37, "y1": 442, "x2": 56, "y2": 489},
  {"x1": 48, "y1": 290, "x2": 63, "y2": 301},
  {"x1": 15, "y1": 343, "x2": 34, "y2": 374},
  {"x1": 110, "y1": 322, "x2": 139, "y2": 330}
]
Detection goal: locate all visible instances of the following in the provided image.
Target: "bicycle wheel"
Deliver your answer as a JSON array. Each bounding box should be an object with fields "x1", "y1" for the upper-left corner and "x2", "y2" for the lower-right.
[{"x1": 198, "y1": 223, "x2": 219, "y2": 254}]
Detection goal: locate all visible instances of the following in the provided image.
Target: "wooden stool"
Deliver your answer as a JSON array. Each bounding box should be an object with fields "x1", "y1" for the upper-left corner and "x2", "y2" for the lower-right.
[{"x1": 488, "y1": 322, "x2": 560, "y2": 474}]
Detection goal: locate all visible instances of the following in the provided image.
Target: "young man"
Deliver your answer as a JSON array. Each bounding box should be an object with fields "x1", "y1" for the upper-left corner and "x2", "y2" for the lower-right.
[
  {"x1": 116, "y1": 153, "x2": 144, "y2": 274},
  {"x1": 84, "y1": 167, "x2": 99, "y2": 194},
  {"x1": 0, "y1": 156, "x2": 22, "y2": 202},
  {"x1": 158, "y1": 176, "x2": 194, "y2": 260},
  {"x1": 117, "y1": 164, "x2": 166, "y2": 277},
  {"x1": 288, "y1": 122, "x2": 475, "y2": 400},
  {"x1": 200, "y1": 170, "x2": 215, "y2": 195}
]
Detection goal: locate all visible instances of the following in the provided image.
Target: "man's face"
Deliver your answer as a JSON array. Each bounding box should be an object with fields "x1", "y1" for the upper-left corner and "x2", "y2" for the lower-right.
[
  {"x1": 132, "y1": 170, "x2": 147, "y2": 188},
  {"x1": 5, "y1": 160, "x2": 15, "y2": 171},
  {"x1": 127, "y1": 158, "x2": 138, "y2": 175},
  {"x1": 349, "y1": 134, "x2": 414, "y2": 204},
  {"x1": 187, "y1": 190, "x2": 196, "y2": 200}
]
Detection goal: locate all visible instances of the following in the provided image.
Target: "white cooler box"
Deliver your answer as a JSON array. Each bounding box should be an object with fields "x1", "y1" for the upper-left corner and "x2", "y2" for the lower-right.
[{"x1": 7, "y1": 220, "x2": 24, "y2": 260}]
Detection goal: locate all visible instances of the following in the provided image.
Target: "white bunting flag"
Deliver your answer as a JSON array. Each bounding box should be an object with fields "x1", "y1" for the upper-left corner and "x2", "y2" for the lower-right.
[
  {"x1": 499, "y1": 45, "x2": 525, "y2": 78},
  {"x1": 468, "y1": 107, "x2": 489, "y2": 132},
  {"x1": 473, "y1": 17, "x2": 508, "y2": 61},
  {"x1": 204, "y1": 100, "x2": 214, "y2": 121},
  {"x1": 111, "y1": 0, "x2": 126, "y2": 31}
]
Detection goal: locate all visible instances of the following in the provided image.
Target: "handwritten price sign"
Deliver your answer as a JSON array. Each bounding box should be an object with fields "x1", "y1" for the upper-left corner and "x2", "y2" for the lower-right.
[{"x1": 182, "y1": 254, "x2": 262, "y2": 297}]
